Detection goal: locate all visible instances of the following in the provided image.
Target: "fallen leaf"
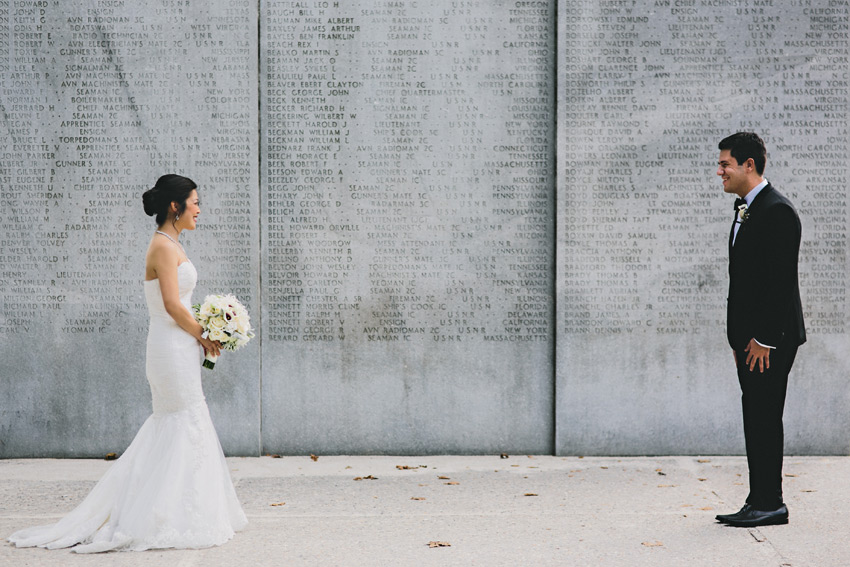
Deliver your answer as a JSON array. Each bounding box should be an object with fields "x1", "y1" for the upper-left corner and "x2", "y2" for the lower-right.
[
  {"x1": 104, "y1": 452, "x2": 117, "y2": 461},
  {"x1": 411, "y1": 497, "x2": 426, "y2": 501},
  {"x1": 700, "y1": 506, "x2": 714, "y2": 511},
  {"x1": 524, "y1": 493, "x2": 538, "y2": 497},
  {"x1": 500, "y1": 453, "x2": 509, "y2": 459},
  {"x1": 657, "y1": 484, "x2": 676, "y2": 487},
  {"x1": 657, "y1": 471, "x2": 666, "y2": 476},
  {"x1": 697, "y1": 459, "x2": 711, "y2": 463},
  {"x1": 354, "y1": 475, "x2": 378, "y2": 481},
  {"x1": 438, "y1": 475, "x2": 450, "y2": 480},
  {"x1": 785, "y1": 473, "x2": 797, "y2": 477},
  {"x1": 269, "y1": 454, "x2": 282, "y2": 459},
  {"x1": 698, "y1": 478, "x2": 707, "y2": 482},
  {"x1": 801, "y1": 489, "x2": 817, "y2": 493},
  {"x1": 445, "y1": 481, "x2": 460, "y2": 485},
  {"x1": 642, "y1": 541, "x2": 663, "y2": 547},
  {"x1": 310, "y1": 454, "x2": 319, "y2": 461},
  {"x1": 428, "y1": 541, "x2": 451, "y2": 548},
  {"x1": 396, "y1": 465, "x2": 419, "y2": 470},
  {"x1": 600, "y1": 466, "x2": 608, "y2": 470},
  {"x1": 270, "y1": 502, "x2": 286, "y2": 507}
]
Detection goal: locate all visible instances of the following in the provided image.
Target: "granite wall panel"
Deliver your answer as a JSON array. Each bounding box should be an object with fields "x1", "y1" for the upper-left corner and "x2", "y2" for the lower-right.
[
  {"x1": 259, "y1": 0, "x2": 557, "y2": 454},
  {"x1": 0, "y1": 0, "x2": 260, "y2": 457},
  {"x1": 556, "y1": 0, "x2": 850, "y2": 455}
]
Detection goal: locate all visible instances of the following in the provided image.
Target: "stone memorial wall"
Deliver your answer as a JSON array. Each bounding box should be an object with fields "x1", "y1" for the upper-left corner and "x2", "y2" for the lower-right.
[
  {"x1": 2, "y1": 0, "x2": 849, "y2": 457},
  {"x1": 0, "y1": 0, "x2": 261, "y2": 457},
  {"x1": 258, "y1": 0, "x2": 556, "y2": 454},
  {"x1": 557, "y1": 0, "x2": 850, "y2": 454}
]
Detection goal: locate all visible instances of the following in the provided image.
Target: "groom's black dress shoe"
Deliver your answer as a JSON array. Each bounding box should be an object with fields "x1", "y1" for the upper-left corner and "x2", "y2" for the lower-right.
[
  {"x1": 715, "y1": 504, "x2": 752, "y2": 524},
  {"x1": 724, "y1": 505, "x2": 789, "y2": 527}
]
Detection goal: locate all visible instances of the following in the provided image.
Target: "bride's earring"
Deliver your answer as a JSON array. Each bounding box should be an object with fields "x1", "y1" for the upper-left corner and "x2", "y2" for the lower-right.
[{"x1": 176, "y1": 214, "x2": 180, "y2": 221}]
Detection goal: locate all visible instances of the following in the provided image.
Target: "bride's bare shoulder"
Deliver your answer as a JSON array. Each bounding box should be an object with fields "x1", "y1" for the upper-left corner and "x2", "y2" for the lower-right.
[
  {"x1": 147, "y1": 235, "x2": 175, "y2": 258},
  {"x1": 145, "y1": 234, "x2": 180, "y2": 275}
]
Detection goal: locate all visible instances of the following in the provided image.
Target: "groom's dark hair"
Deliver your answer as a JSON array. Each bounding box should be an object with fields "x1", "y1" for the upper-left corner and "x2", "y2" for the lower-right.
[{"x1": 719, "y1": 132, "x2": 766, "y2": 176}]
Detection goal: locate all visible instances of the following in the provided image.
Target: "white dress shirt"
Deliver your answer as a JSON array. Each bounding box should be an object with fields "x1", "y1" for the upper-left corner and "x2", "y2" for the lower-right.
[{"x1": 732, "y1": 178, "x2": 768, "y2": 245}]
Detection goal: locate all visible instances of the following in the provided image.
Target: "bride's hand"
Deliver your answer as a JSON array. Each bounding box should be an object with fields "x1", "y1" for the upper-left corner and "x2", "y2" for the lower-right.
[{"x1": 199, "y1": 336, "x2": 222, "y2": 357}]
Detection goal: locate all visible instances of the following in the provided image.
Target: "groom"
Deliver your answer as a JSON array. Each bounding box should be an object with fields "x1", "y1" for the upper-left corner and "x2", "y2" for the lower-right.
[{"x1": 714, "y1": 132, "x2": 806, "y2": 528}]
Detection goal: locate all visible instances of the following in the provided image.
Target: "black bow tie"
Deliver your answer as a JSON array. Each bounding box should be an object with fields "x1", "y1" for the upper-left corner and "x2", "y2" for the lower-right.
[{"x1": 734, "y1": 198, "x2": 746, "y2": 210}]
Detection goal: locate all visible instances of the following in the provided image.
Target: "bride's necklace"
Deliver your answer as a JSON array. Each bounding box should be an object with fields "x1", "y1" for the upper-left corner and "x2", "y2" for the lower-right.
[{"x1": 155, "y1": 230, "x2": 184, "y2": 252}]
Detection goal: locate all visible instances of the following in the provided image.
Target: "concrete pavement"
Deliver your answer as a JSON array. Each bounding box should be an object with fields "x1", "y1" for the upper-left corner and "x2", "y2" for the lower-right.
[{"x1": 1, "y1": 455, "x2": 849, "y2": 566}]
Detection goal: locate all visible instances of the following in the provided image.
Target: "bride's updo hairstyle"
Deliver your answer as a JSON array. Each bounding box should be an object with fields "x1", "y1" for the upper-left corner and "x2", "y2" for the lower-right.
[{"x1": 142, "y1": 174, "x2": 198, "y2": 226}]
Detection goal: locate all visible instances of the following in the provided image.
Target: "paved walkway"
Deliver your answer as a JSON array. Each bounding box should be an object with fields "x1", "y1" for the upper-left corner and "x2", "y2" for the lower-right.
[{"x1": 1, "y1": 456, "x2": 848, "y2": 566}]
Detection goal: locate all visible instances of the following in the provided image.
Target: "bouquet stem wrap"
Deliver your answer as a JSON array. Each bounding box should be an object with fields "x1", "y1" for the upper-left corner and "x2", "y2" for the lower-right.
[{"x1": 203, "y1": 353, "x2": 219, "y2": 369}]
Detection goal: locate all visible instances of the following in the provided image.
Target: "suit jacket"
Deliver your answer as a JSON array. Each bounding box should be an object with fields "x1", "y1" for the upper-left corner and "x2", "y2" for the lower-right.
[{"x1": 727, "y1": 183, "x2": 806, "y2": 351}]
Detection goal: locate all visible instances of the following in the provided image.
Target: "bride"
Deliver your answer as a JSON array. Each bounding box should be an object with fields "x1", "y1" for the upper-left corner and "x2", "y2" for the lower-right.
[{"x1": 8, "y1": 174, "x2": 247, "y2": 553}]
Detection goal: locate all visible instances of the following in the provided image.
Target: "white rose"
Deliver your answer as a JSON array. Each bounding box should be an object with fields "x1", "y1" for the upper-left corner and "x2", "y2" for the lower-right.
[
  {"x1": 207, "y1": 316, "x2": 227, "y2": 333},
  {"x1": 208, "y1": 328, "x2": 228, "y2": 342},
  {"x1": 199, "y1": 302, "x2": 215, "y2": 318}
]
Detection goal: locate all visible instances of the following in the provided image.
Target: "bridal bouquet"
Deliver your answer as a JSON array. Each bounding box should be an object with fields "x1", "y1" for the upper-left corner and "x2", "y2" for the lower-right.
[{"x1": 192, "y1": 294, "x2": 255, "y2": 369}]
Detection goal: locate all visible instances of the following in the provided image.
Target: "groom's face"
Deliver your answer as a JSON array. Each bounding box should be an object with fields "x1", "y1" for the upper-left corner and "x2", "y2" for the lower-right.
[{"x1": 717, "y1": 149, "x2": 752, "y2": 198}]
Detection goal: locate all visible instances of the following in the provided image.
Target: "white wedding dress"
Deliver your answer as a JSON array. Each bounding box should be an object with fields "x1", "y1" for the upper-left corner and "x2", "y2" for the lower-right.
[{"x1": 8, "y1": 261, "x2": 247, "y2": 553}]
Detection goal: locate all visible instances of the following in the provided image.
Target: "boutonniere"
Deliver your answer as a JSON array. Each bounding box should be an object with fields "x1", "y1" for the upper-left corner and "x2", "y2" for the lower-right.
[{"x1": 737, "y1": 203, "x2": 750, "y2": 223}]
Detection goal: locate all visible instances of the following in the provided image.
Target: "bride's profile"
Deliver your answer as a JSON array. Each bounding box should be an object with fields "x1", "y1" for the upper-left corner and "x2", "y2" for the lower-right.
[{"x1": 7, "y1": 174, "x2": 247, "y2": 553}]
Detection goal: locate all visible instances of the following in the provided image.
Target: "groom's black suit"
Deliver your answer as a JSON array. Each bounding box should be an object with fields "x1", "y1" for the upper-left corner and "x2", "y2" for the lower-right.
[{"x1": 727, "y1": 183, "x2": 805, "y2": 511}]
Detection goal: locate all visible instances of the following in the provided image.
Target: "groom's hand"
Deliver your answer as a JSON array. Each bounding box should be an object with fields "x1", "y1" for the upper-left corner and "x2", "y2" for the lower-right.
[{"x1": 744, "y1": 339, "x2": 771, "y2": 373}]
